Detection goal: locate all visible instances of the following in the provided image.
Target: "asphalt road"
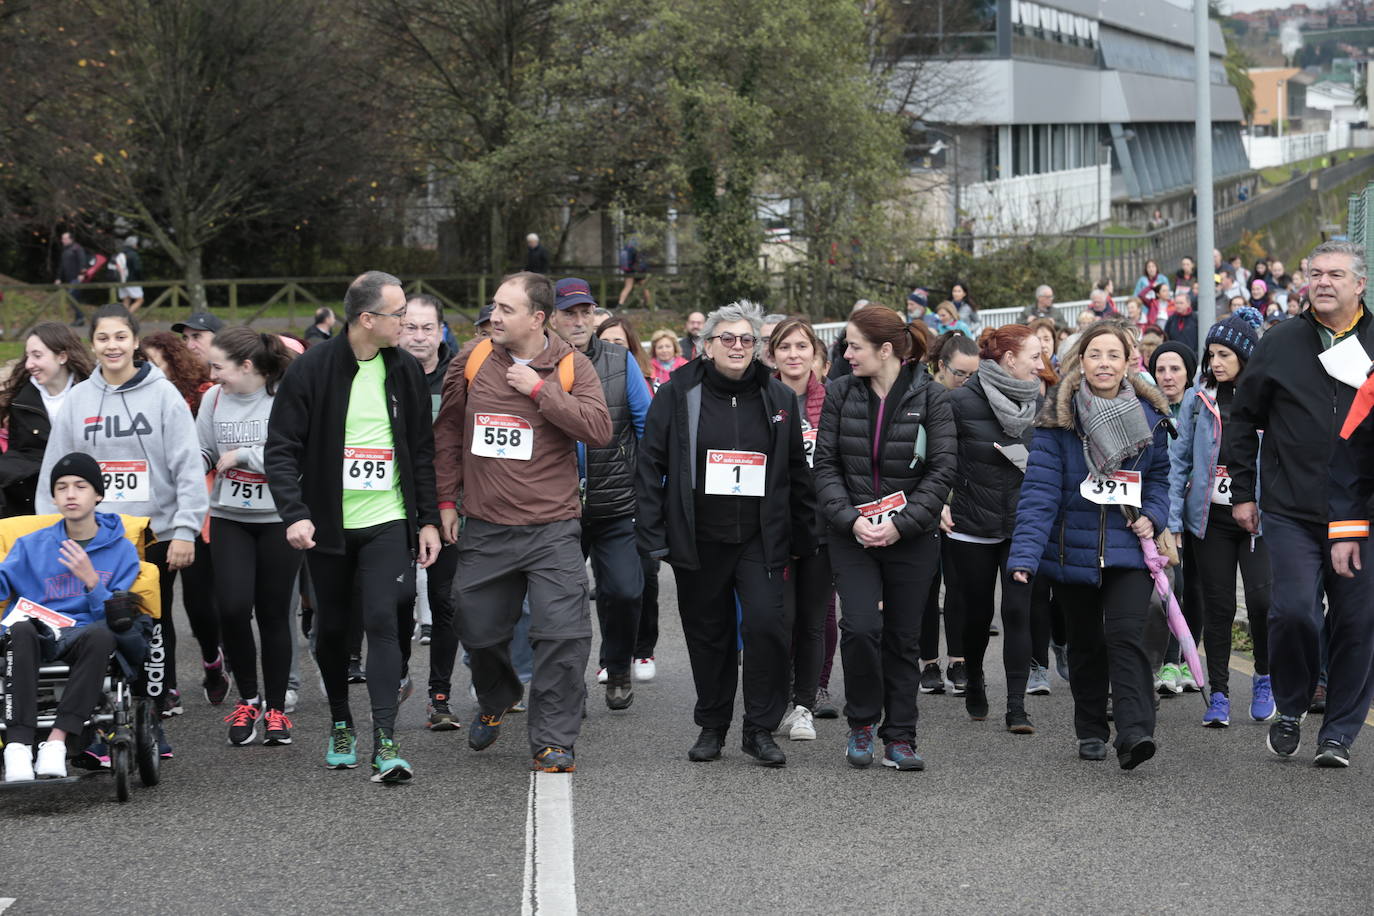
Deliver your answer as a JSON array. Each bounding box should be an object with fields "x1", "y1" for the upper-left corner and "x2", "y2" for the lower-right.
[{"x1": 2, "y1": 567, "x2": 1372, "y2": 915}]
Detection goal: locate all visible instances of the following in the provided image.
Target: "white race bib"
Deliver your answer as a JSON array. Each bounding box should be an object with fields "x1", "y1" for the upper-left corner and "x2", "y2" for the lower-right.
[
  {"x1": 855, "y1": 491, "x2": 908, "y2": 526},
  {"x1": 342, "y1": 447, "x2": 395, "y2": 491},
  {"x1": 99, "y1": 459, "x2": 150, "y2": 503},
  {"x1": 800, "y1": 420, "x2": 817, "y2": 469},
  {"x1": 1210, "y1": 465, "x2": 1232, "y2": 506},
  {"x1": 704, "y1": 450, "x2": 767, "y2": 496},
  {"x1": 1079, "y1": 470, "x2": 1142, "y2": 508},
  {"x1": 471, "y1": 414, "x2": 534, "y2": 461},
  {"x1": 219, "y1": 468, "x2": 273, "y2": 510}
]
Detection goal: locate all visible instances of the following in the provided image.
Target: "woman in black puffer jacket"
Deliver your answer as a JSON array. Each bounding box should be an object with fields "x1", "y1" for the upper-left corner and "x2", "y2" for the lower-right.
[
  {"x1": 813, "y1": 305, "x2": 957, "y2": 772},
  {"x1": 942, "y1": 324, "x2": 1046, "y2": 733}
]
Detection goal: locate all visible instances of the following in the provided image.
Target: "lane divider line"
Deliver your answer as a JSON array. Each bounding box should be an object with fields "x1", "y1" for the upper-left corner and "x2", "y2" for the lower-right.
[
  {"x1": 522, "y1": 772, "x2": 578, "y2": 915},
  {"x1": 0, "y1": 899, "x2": 15, "y2": 914}
]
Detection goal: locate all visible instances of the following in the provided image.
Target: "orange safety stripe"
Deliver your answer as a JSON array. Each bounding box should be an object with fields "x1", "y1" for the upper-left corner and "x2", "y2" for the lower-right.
[{"x1": 1328, "y1": 520, "x2": 1370, "y2": 539}]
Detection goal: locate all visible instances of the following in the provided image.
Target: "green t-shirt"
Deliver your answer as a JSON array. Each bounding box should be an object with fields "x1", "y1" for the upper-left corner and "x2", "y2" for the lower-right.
[{"x1": 341, "y1": 355, "x2": 407, "y2": 530}]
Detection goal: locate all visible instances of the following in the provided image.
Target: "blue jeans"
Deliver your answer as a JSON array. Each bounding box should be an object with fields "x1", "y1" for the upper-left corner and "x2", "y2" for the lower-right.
[{"x1": 1264, "y1": 512, "x2": 1374, "y2": 747}]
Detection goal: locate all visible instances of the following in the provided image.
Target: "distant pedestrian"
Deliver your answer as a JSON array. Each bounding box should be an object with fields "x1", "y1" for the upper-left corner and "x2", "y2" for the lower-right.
[
  {"x1": 305, "y1": 307, "x2": 336, "y2": 346},
  {"x1": 116, "y1": 237, "x2": 144, "y2": 313},
  {"x1": 524, "y1": 233, "x2": 550, "y2": 274},
  {"x1": 54, "y1": 231, "x2": 87, "y2": 326},
  {"x1": 617, "y1": 240, "x2": 651, "y2": 307}
]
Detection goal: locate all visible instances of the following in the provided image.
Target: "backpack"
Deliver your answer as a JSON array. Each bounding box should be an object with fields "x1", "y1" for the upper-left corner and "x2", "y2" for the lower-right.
[
  {"x1": 121, "y1": 246, "x2": 143, "y2": 282},
  {"x1": 464, "y1": 338, "x2": 574, "y2": 392}
]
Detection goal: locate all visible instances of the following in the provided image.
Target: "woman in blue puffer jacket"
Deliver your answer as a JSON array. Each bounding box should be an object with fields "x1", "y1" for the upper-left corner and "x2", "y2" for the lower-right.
[
  {"x1": 1167, "y1": 307, "x2": 1272, "y2": 730},
  {"x1": 1008, "y1": 322, "x2": 1173, "y2": 770}
]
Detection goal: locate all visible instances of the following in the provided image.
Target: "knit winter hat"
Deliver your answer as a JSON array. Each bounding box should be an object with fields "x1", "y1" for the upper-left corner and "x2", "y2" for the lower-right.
[
  {"x1": 1204, "y1": 305, "x2": 1263, "y2": 364},
  {"x1": 1147, "y1": 340, "x2": 1197, "y2": 382},
  {"x1": 50, "y1": 452, "x2": 105, "y2": 497}
]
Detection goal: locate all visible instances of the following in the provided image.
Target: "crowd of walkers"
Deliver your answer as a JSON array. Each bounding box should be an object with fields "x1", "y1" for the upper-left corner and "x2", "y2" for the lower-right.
[{"x1": 5, "y1": 240, "x2": 1374, "y2": 784}]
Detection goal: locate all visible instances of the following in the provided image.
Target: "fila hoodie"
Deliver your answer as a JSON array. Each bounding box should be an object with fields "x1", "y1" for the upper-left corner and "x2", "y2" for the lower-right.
[{"x1": 36, "y1": 363, "x2": 209, "y2": 544}]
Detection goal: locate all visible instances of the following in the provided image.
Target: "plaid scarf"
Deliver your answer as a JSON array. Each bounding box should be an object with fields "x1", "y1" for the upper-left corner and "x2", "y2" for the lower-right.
[{"x1": 1075, "y1": 378, "x2": 1152, "y2": 476}]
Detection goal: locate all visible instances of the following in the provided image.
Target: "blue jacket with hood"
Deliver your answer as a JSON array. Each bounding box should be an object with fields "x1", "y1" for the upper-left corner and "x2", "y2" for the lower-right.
[
  {"x1": 1008, "y1": 368, "x2": 1174, "y2": 586},
  {"x1": 0, "y1": 512, "x2": 141, "y2": 628}
]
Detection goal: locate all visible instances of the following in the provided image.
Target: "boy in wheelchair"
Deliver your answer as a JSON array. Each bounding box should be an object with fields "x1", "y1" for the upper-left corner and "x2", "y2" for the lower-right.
[{"x1": 2, "y1": 453, "x2": 145, "y2": 782}]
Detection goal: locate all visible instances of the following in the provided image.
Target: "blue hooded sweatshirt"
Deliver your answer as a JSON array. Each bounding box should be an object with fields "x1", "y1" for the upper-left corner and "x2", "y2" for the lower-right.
[{"x1": 0, "y1": 513, "x2": 141, "y2": 628}]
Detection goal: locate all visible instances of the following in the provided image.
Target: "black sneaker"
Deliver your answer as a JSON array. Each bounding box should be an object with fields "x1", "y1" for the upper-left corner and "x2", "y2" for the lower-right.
[
  {"x1": 919, "y1": 663, "x2": 945, "y2": 694},
  {"x1": 605, "y1": 672, "x2": 633, "y2": 711},
  {"x1": 1117, "y1": 735, "x2": 1156, "y2": 770},
  {"x1": 263, "y1": 709, "x2": 293, "y2": 746},
  {"x1": 1267, "y1": 714, "x2": 1302, "y2": 758},
  {"x1": 203, "y1": 652, "x2": 231, "y2": 705},
  {"x1": 224, "y1": 700, "x2": 260, "y2": 746},
  {"x1": 155, "y1": 689, "x2": 183, "y2": 719},
  {"x1": 1314, "y1": 739, "x2": 1350, "y2": 768},
  {"x1": 946, "y1": 661, "x2": 969, "y2": 696},
  {"x1": 688, "y1": 728, "x2": 725, "y2": 762},
  {"x1": 741, "y1": 729, "x2": 786, "y2": 767},
  {"x1": 426, "y1": 694, "x2": 460, "y2": 731},
  {"x1": 1006, "y1": 707, "x2": 1035, "y2": 735},
  {"x1": 419, "y1": 624, "x2": 432, "y2": 645},
  {"x1": 1078, "y1": 737, "x2": 1107, "y2": 761},
  {"x1": 347, "y1": 656, "x2": 367, "y2": 684}
]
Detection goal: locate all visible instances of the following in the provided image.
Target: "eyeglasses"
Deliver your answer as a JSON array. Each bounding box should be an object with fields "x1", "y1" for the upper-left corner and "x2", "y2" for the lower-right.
[
  {"x1": 367, "y1": 308, "x2": 407, "y2": 320},
  {"x1": 710, "y1": 332, "x2": 756, "y2": 349},
  {"x1": 943, "y1": 363, "x2": 974, "y2": 380}
]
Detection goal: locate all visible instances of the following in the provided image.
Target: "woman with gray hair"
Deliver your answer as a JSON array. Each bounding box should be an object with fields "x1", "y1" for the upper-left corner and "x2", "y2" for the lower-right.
[{"x1": 635, "y1": 300, "x2": 819, "y2": 767}]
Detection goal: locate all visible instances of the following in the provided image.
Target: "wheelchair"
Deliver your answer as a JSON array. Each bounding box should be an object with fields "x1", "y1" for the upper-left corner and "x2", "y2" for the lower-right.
[{"x1": 0, "y1": 514, "x2": 164, "y2": 802}]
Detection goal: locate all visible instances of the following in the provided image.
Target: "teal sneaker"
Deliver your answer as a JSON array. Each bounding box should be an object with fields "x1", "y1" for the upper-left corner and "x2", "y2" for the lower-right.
[
  {"x1": 325, "y1": 721, "x2": 358, "y2": 769},
  {"x1": 371, "y1": 736, "x2": 414, "y2": 784}
]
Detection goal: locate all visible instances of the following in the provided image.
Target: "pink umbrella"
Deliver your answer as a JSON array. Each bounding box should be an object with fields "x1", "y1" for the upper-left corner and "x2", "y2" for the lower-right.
[{"x1": 1138, "y1": 534, "x2": 1206, "y2": 697}]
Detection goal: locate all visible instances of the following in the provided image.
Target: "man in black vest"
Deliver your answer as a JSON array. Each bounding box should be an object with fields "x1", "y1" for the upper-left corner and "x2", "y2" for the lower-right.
[{"x1": 550, "y1": 277, "x2": 651, "y2": 710}]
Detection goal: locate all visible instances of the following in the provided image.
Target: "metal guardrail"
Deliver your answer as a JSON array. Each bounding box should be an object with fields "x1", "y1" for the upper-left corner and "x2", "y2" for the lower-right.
[{"x1": 810, "y1": 299, "x2": 1093, "y2": 345}]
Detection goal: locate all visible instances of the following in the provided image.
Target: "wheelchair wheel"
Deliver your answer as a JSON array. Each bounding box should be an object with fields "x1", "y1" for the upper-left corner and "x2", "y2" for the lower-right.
[
  {"x1": 134, "y1": 698, "x2": 160, "y2": 787},
  {"x1": 112, "y1": 742, "x2": 131, "y2": 803}
]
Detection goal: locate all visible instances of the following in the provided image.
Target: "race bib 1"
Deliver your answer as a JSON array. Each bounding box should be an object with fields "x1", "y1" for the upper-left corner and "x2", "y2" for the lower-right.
[
  {"x1": 1211, "y1": 465, "x2": 1232, "y2": 506},
  {"x1": 1079, "y1": 470, "x2": 1142, "y2": 508},
  {"x1": 471, "y1": 414, "x2": 533, "y2": 461},
  {"x1": 219, "y1": 468, "x2": 273, "y2": 510},
  {"x1": 99, "y1": 459, "x2": 150, "y2": 503},
  {"x1": 856, "y1": 491, "x2": 908, "y2": 526},
  {"x1": 800, "y1": 420, "x2": 817, "y2": 469},
  {"x1": 342, "y1": 446, "x2": 395, "y2": 491},
  {"x1": 704, "y1": 450, "x2": 767, "y2": 496},
  {"x1": 1, "y1": 597, "x2": 75, "y2": 636}
]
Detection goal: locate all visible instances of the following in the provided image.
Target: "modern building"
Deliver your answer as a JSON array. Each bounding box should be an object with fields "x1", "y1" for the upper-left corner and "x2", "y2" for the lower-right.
[
  {"x1": 1249, "y1": 67, "x2": 1312, "y2": 135},
  {"x1": 905, "y1": 0, "x2": 1253, "y2": 237}
]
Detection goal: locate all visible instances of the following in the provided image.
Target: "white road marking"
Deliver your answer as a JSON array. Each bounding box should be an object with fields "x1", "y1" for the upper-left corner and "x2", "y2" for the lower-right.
[
  {"x1": 522, "y1": 772, "x2": 578, "y2": 915},
  {"x1": 0, "y1": 898, "x2": 16, "y2": 914}
]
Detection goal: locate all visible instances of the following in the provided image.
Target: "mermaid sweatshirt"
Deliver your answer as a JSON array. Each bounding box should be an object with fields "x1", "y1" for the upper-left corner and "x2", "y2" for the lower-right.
[{"x1": 36, "y1": 363, "x2": 208, "y2": 544}]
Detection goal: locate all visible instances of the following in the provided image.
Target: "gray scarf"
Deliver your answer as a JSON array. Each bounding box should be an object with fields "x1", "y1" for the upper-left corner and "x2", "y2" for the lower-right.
[
  {"x1": 1074, "y1": 377, "x2": 1153, "y2": 476},
  {"x1": 977, "y1": 360, "x2": 1040, "y2": 438}
]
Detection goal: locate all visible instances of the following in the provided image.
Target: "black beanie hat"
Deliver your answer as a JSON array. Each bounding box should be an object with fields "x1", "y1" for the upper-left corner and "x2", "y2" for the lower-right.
[
  {"x1": 1204, "y1": 305, "x2": 1263, "y2": 364},
  {"x1": 50, "y1": 452, "x2": 105, "y2": 498},
  {"x1": 1148, "y1": 340, "x2": 1198, "y2": 382}
]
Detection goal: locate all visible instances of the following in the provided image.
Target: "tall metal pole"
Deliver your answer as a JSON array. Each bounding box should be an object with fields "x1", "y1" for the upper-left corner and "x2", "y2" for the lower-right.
[{"x1": 1195, "y1": 0, "x2": 1216, "y2": 333}]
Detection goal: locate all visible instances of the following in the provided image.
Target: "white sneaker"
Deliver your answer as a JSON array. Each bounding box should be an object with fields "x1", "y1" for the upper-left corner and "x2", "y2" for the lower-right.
[
  {"x1": 35, "y1": 740, "x2": 67, "y2": 779},
  {"x1": 596, "y1": 667, "x2": 608, "y2": 685},
  {"x1": 789, "y1": 705, "x2": 816, "y2": 741},
  {"x1": 776, "y1": 705, "x2": 800, "y2": 735},
  {"x1": 633, "y1": 657, "x2": 656, "y2": 682},
  {"x1": 4, "y1": 743, "x2": 34, "y2": 782},
  {"x1": 284, "y1": 689, "x2": 299, "y2": 714}
]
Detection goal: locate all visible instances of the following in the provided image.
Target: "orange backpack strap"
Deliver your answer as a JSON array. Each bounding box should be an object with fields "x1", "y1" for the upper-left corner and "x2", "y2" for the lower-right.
[
  {"x1": 464, "y1": 337, "x2": 574, "y2": 392},
  {"x1": 464, "y1": 338, "x2": 494, "y2": 387},
  {"x1": 557, "y1": 352, "x2": 575, "y2": 392}
]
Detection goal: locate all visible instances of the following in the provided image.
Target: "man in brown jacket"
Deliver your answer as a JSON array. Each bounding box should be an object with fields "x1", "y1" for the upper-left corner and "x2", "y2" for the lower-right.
[{"x1": 433, "y1": 271, "x2": 611, "y2": 772}]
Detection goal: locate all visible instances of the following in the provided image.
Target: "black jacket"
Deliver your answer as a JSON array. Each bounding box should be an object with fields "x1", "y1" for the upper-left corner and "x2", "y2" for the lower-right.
[
  {"x1": 813, "y1": 364, "x2": 957, "y2": 538},
  {"x1": 582, "y1": 335, "x2": 636, "y2": 521},
  {"x1": 264, "y1": 331, "x2": 439, "y2": 554},
  {"x1": 947, "y1": 373, "x2": 1036, "y2": 539},
  {"x1": 634, "y1": 358, "x2": 817, "y2": 570},
  {"x1": 1227, "y1": 308, "x2": 1374, "y2": 525},
  {"x1": 1164, "y1": 311, "x2": 1200, "y2": 353},
  {"x1": 0, "y1": 381, "x2": 52, "y2": 516}
]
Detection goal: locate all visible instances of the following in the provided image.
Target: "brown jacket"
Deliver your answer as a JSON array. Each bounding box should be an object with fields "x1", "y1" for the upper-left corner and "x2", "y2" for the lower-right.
[{"x1": 434, "y1": 332, "x2": 611, "y2": 526}]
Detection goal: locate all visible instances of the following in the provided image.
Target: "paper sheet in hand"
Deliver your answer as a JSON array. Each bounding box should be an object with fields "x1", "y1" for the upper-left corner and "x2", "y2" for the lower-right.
[
  {"x1": 994, "y1": 442, "x2": 1029, "y2": 472},
  {"x1": 0, "y1": 597, "x2": 76, "y2": 636},
  {"x1": 1318, "y1": 334, "x2": 1373, "y2": 389}
]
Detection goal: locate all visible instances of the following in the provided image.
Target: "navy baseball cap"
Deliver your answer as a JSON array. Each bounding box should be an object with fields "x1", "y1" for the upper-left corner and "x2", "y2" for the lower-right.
[
  {"x1": 475, "y1": 303, "x2": 493, "y2": 327},
  {"x1": 554, "y1": 277, "x2": 597, "y2": 311}
]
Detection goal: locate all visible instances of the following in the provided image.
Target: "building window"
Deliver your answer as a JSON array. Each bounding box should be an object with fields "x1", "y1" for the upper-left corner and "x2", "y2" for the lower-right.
[{"x1": 982, "y1": 125, "x2": 999, "y2": 181}]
